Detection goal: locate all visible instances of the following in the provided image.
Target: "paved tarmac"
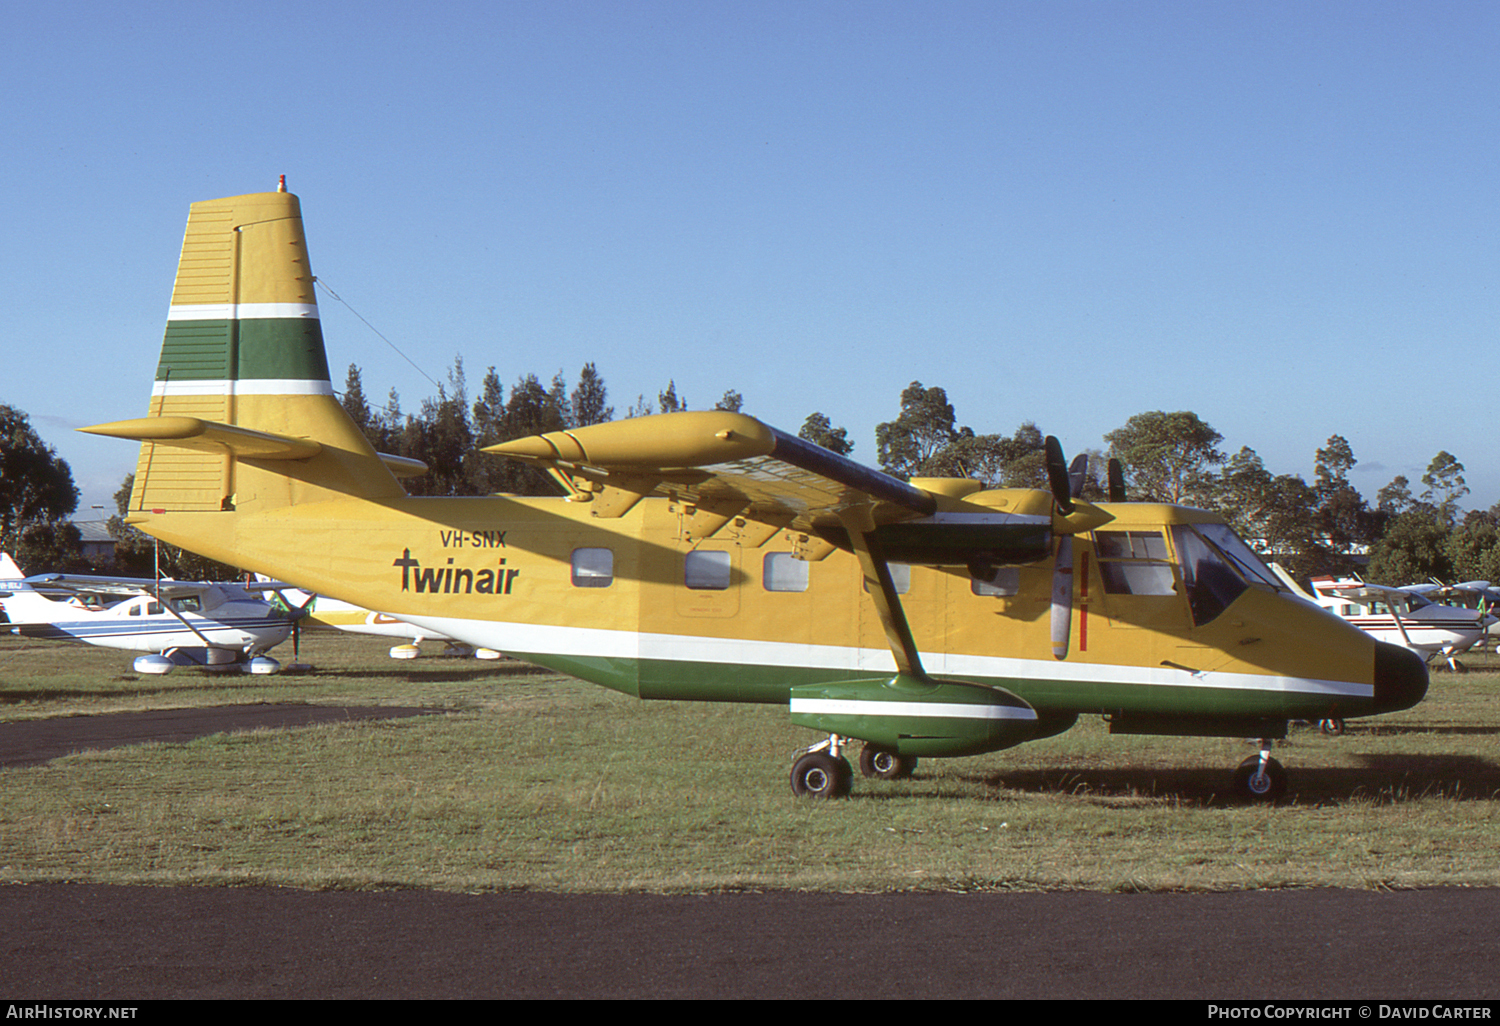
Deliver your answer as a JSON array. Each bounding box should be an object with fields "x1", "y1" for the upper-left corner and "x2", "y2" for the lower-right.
[
  {"x1": 3, "y1": 707, "x2": 1498, "y2": 999},
  {"x1": 5, "y1": 885, "x2": 1500, "y2": 999}
]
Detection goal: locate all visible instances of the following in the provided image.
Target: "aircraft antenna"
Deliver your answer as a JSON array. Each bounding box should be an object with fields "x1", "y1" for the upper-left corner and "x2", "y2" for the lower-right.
[{"x1": 312, "y1": 276, "x2": 442, "y2": 391}]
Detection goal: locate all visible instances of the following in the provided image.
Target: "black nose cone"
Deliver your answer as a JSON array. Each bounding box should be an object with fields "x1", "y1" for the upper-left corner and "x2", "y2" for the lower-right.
[{"x1": 1373, "y1": 641, "x2": 1429, "y2": 713}]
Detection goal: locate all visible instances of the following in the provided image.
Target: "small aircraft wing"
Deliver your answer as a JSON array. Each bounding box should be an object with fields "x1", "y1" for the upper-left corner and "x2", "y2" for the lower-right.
[
  {"x1": 1317, "y1": 581, "x2": 1421, "y2": 606},
  {"x1": 5, "y1": 573, "x2": 296, "y2": 601},
  {"x1": 1439, "y1": 580, "x2": 1495, "y2": 596}
]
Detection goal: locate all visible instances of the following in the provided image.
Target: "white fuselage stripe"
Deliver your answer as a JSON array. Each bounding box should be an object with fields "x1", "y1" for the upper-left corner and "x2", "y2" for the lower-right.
[
  {"x1": 790, "y1": 698, "x2": 1037, "y2": 720},
  {"x1": 386, "y1": 614, "x2": 1376, "y2": 699}
]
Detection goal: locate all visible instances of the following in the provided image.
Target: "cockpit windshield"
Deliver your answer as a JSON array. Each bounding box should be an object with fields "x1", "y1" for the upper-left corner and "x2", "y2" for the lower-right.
[
  {"x1": 1169, "y1": 522, "x2": 1284, "y2": 625},
  {"x1": 1191, "y1": 523, "x2": 1286, "y2": 592}
]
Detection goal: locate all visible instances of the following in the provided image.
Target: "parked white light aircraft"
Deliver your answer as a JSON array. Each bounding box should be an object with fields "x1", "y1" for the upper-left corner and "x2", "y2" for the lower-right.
[
  {"x1": 1273, "y1": 566, "x2": 1497, "y2": 669},
  {"x1": 0, "y1": 553, "x2": 294, "y2": 674},
  {"x1": 1408, "y1": 580, "x2": 1500, "y2": 645},
  {"x1": 264, "y1": 580, "x2": 501, "y2": 660}
]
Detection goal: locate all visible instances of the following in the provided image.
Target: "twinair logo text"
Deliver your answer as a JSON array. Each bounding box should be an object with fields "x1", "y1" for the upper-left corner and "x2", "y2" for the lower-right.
[{"x1": 392, "y1": 549, "x2": 520, "y2": 596}]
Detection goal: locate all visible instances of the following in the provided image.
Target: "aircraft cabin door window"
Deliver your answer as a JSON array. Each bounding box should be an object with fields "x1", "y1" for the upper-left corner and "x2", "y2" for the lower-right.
[
  {"x1": 685, "y1": 550, "x2": 732, "y2": 590},
  {"x1": 677, "y1": 546, "x2": 741, "y2": 619}
]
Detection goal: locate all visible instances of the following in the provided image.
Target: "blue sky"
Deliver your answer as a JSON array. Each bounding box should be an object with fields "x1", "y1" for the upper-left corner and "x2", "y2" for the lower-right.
[{"x1": 5, "y1": 0, "x2": 1497, "y2": 518}]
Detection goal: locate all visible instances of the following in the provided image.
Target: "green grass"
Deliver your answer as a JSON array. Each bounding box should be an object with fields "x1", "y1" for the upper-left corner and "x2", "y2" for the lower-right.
[{"x1": 2, "y1": 630, "x2": 1498, "y2": 893}]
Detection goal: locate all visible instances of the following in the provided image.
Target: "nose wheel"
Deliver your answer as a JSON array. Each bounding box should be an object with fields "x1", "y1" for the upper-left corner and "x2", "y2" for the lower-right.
[{"x1": 1232, "y1": 743, "x2": 1287, "y2": 802}]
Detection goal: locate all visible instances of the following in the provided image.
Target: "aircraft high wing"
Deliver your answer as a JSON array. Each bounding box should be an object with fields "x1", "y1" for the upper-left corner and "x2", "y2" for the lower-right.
[
  {"x1": 0, "y1": 554, "x2": 294, "y2": 674},
  {"x1": 80, "y1": 184, "x2": 1430, "y2": 801}
]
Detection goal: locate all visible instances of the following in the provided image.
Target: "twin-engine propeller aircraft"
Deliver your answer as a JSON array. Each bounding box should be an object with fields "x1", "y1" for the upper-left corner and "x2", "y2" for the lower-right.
[
  {"x1": 82, "y1": 185, "x2": 1429, "y2": 801},
  {"x1": 1273, "y1": 568, "x2": 1497, "y2": 670},
  {"x1": 0, "y1": 553, "x2": 293, "y2": 674}
]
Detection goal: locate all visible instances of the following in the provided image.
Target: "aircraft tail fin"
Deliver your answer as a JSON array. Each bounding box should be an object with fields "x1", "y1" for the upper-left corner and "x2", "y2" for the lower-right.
[
  {"x1": 0, "y1": 553, "x2": 62, "y2": 626},
  {"x1": 1269, "y1": 562, "x2": 1318, "y2": 603},
  {"x1": 83, "y1": 186, "x2": 406, "y2": 517},
  {"x1": 0, "y1": 553, "x2": 24, "y2": 582}
]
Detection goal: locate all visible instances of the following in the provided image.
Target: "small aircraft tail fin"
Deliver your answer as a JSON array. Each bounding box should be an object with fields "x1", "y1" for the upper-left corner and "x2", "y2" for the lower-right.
[
  {"x1": 1269, "y1": 562, "x2": 1318, "y2": 603},
  {"x1": 83, "y1": 187, "x2": 406, "y2": 518},
  {"x1": 0, "y1": 554, "x2": 65, "y2": 626}
]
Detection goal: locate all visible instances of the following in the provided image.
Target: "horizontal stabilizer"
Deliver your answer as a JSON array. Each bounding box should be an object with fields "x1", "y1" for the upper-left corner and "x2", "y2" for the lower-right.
[
  {"x1": 81, "y1": 416, "x2": 321, "y2": 460},
  {"x1": 379, "y1": 453, "x2": 428, "y2": 479}
]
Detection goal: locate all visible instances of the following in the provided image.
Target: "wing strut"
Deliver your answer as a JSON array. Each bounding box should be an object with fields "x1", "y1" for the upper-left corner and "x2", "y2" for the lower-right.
[
  {"x1": 837, "y1": 507, "x2": 926, "y2": 679},
  {"x1": 152, "y1": 593, "x2": 223, "y2": 650}
]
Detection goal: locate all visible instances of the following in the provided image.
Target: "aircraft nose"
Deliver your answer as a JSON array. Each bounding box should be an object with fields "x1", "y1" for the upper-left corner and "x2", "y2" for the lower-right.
[{"x1": 1372, "y1": 641, "x2": 1428, "y2": 714}]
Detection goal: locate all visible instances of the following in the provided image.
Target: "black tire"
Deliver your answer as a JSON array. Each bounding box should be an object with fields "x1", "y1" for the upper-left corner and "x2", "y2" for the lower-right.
[
  {"x1": 1232, "y1": 755, "x2": 1288, "y2": 802},
  {"x1": 858, "y1": 744, "x2": 917, "y2": 781},
  {"x1": 1318, "y1": 718, "x2": 1345, "y2": 737},
  {"x1": 790, "y1": 752, "x2": 852, "y2": 798}
]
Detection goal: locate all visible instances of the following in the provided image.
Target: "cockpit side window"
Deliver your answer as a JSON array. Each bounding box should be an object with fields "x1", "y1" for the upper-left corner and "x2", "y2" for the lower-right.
[
  {"x1": 1171, "y1": 526, "x2": 1248, "y2": 625},
  {"x1": 1093, "y1": 530, "x2": 1177, "y2": 596}
]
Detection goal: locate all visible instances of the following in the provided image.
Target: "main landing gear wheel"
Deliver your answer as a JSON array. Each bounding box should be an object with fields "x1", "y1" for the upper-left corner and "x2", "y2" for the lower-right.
[
  {"x1": 790, "y1": 752, "x2": 852, "y2": 798},
  {"x1": 1232, "y1": 754, "x2": 1288, "y2": 802},
  {"x1": 859, "y1": 743, "x2": 918, "y2": 781},
  {"x1": 1318, "y1": 718, "x2": 1346, "y2": 736}
]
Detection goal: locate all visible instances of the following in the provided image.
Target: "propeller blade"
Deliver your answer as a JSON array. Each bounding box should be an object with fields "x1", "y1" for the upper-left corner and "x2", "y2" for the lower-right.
[
  {"x1": 1044, "y1": 436, "x2": 1074, "y2": 515},
  {"x1": 1050, "y1": 536, "x2": 1074, "y2": 660},
  {"x1": 1107, "y1": 458, "x2": 1127, "y2": 503},
  {"x1": 1067, "y1": 453, "x2": 1089, "y2": 499}
]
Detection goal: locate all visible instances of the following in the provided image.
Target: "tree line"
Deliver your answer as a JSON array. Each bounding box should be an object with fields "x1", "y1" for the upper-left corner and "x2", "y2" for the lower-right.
[{"x1": 1, "y1": 367, "x2": 1494, "y2": 588}]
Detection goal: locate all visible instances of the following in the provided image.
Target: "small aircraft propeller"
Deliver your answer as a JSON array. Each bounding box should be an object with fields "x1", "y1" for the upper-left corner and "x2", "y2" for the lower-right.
[
  {"x1": 1044, "y1": 436, "x2": 1074, "y2": 515},
  {"x1": 1107, "y1": 458, "x2": 1128, "y2": 503},
  {"x1": 263, "y1": 584, "x2": 317, "y2": 671},
  {"x1": 1067, "y1": 453, "x2": 1089, "y2": 502},
  {"x1": 1043, "y1": 437, "x2": 1092, "y2": 662}
]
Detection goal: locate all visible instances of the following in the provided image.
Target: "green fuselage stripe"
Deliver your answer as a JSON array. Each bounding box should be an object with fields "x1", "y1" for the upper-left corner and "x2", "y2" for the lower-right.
[
  {"x1": 509, "y1": 651, "x2": 1369, "y2": 719},
  {"x1": 157, "y1": 319, "x2": 332, "y2": 382}
]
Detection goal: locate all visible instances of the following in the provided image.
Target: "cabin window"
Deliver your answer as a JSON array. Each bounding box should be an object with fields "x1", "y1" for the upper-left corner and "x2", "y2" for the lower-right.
[
  {"x1": 763, "y1": 552, "x2": 809, "y2": 593},
  {"x1": 685, "y1": 550, "x2": 732, "y2": 590},
  {"x1": 1094, "y1": 531, "x2": 1176, "y2": 596},
  {"x1": 170, "y1": 596, "x2": 201, "y2": 613},
  {"x1": 970, "y1": 566, "x2": 1020, "y2": 597},
  {"x1": 571, "y1": 548, "x2": 614, "y2": 588}
]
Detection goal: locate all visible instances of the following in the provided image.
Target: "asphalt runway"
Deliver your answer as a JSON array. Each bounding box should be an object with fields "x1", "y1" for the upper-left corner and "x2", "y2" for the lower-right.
[{"x1": 3, "y1": 707, "x2": 1498, "y2": 999}]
